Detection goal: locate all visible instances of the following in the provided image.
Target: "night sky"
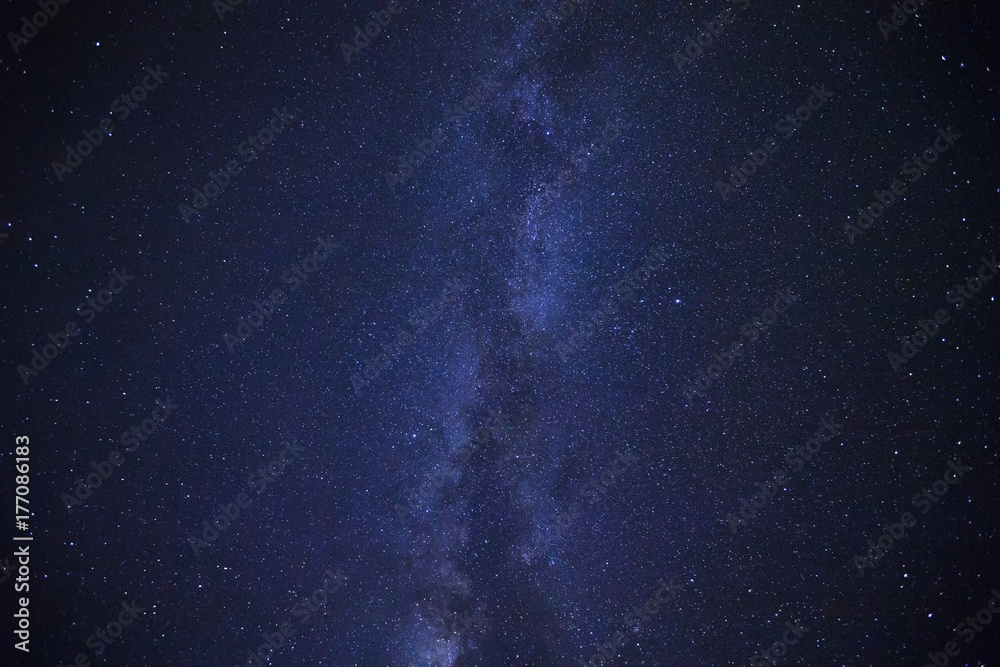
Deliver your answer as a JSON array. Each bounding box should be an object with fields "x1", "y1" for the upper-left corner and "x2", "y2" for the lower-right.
[{"x1": 2, "y1": 1, "x2": 999, "y2": 666}]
